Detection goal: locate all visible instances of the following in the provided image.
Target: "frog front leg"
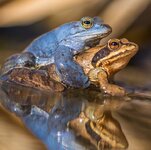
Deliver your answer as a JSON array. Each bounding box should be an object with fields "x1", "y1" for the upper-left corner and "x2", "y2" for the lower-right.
[
  {"x1": 88, "y1": 68, "x2": 126, "y2": 96},
  {"x1": 55, "y1": 45, "x2": 90, "y2": 88}
]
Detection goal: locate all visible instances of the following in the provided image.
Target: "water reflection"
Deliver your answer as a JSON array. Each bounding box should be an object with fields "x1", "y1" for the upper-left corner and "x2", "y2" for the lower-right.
[
  {"x1": 1, "y1": 81, "x2": 151, "y2": 150},
  {"x1": 0, "y1": 82, "x2": 151, "y2": 150}
]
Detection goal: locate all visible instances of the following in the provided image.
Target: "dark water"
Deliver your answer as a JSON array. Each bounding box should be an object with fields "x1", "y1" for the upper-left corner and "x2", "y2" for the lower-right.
[{"x1": 0, "y1": 81, "x2": 151, "y2": 150}]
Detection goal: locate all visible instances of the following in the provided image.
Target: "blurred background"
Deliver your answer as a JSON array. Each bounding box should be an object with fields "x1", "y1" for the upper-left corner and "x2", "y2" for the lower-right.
[{"x1": 0, "y1": 0, "x2": 151, "y2": 149}]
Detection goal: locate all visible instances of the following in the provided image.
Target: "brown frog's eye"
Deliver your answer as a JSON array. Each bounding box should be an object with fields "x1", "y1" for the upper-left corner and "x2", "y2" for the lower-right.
[
  {"x1": 108, "y1": 39, "x2": 121, "y2": 50},
  {"x1": 81, "y1": 17, "x2": 94, "y2": 29}
]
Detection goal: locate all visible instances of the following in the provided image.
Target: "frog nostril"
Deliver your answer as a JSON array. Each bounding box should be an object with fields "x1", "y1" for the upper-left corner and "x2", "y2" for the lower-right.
[
  {"x1": 121, "y1": 38, "x2": 129, "y2": 44},
  {"x1": 93, "y1": 16, "x2": 103, "y2": 24}
]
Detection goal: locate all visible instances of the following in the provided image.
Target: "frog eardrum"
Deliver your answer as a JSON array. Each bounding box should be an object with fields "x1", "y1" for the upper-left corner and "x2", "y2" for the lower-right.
[
  {"x1": 81, "y1": 17, "x2": 94, "y2": 29},
  {"x1": 108, "y1": 39, "x2": 121, "y2": 50}
]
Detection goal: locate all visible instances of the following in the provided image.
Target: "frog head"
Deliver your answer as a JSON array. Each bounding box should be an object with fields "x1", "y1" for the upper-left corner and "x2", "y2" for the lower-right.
[
  {"x1": 57, "y1": 16, "x2": 112, "y2": 53},
  {"x1": 92, "y1": 38, "x2": 138, "y2": 76}
]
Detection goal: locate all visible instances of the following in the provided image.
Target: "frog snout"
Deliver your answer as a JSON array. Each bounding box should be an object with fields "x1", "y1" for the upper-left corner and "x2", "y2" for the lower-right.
[
  {"x1": 128, "y1": 42, "x2": 139, "y2": 52},
  {"x1": 100, "y1": 24, "x2": 112, "y2": 36}
]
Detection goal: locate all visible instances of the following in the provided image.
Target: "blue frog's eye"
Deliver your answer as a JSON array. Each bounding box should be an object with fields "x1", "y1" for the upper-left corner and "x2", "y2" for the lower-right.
[{"x1": 81, "y1": 17, "x2": 94, "y2": 29}]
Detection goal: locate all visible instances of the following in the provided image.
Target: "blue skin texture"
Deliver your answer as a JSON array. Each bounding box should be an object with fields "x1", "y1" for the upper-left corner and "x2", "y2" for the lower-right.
[{"x1": 16, "y1": 17, "x2": 111, "y2": 88}]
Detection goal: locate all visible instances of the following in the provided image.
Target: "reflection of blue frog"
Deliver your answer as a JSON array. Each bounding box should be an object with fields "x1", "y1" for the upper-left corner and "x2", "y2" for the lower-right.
[
  {"x1": 0, "y1": 83, "x2": 87, "y2": 150},
  {"x1": 23, "y1": 96, "x2": 84, "y2": 150},
  {"x1": 0, "y1": 82, "x2": 128, "y2": 150},
  {"x1": 2, "y1": 17, "x2": 111, "y2": 88}
]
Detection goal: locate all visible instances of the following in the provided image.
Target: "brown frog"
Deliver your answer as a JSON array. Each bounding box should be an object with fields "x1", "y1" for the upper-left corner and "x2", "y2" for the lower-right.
[
  {"x1": 1, "y1": 38, "x2": 138, "y2": 96},
  {"x1": 75, "y1": 38, "x2": 138, "y2": 96}
]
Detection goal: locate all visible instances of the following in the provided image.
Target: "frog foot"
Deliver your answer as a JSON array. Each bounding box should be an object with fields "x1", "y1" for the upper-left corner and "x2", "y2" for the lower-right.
[{"x1": 96, "y1": 69, "x2": 126, "y2": 96}]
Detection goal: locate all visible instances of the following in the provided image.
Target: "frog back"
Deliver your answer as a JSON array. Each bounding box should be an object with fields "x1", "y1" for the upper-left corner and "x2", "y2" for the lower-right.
[{"x1": 25, "y1": 30, "x2": 58, "y2": 58}]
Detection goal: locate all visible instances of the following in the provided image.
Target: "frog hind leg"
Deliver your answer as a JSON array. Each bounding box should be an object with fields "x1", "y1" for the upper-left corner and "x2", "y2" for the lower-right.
[
  {"x1": 55, "y1": 45, "x2": 90, "y2": 88},
  {"x1": 97, "y1": 70, "x2": 126, "y2": 96},
  {"x1": 16, "y1": 52, "x2": 36, "y2": 68}
]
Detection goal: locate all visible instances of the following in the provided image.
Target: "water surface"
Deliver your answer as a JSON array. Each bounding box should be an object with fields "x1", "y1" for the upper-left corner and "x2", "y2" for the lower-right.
[{"x1": 0, "y1": 81, "x2": 151, "y2": 150}]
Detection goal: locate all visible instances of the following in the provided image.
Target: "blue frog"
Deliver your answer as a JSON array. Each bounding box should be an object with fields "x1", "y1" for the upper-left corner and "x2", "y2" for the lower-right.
[{"x1": 1, "y1": 17, "x2": 112, "y2": 88}]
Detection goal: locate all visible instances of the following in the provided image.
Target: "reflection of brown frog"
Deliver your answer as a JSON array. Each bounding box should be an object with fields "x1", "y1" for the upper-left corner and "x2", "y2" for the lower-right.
[
  {"x1": 68, "y1": 100, "x2": 128, "y2": 149},
  {"x1": 1, "y1": 38, "x2": 138, "y2": 96}
]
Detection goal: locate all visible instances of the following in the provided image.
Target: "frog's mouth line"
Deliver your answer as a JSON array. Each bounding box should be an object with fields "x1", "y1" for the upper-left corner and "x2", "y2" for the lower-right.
[
  {"x1": 85, "y1": 33, "x2": 110, "y2": 49},
  {"x1": 85, "y1": 38, "x2": 101, "y2": 48}
]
